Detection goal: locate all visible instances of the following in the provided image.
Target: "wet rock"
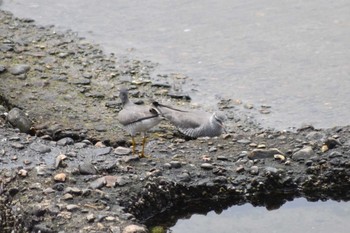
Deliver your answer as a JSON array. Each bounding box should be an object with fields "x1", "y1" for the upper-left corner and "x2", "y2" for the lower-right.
[
  {"x1": 79, "y1": 163, "x2": 98, "y2": 175},
  {"x1": 0, "y1": 65, "x2": 6, "y2": 73},
  {"x1": 250, "y1": 166, "x2": 259, "y2": 175},
  {"x1": 123, "y1": 224, "x2": 148, "y2": 233},
  {"x1": 7, "y1": 107, "x2": 32, "y2": 133},
  {"x1": 8, "y1": 64, "x2": 31, "y2": 75},
  {"x1": 55, "y1": 154, "x2": 67, "y2": 169},
  {"x1": 200, "y1": 163, "x2": 214, "y2": 170},
  {"x1": 89, "y1": 177, "x2": 106, "y2": 189},
  {"x1": 66, "y1": 204, "x2": 80, "y2": 212},
  {"x1": 115, "y1": 146, "x2": 132, "y2": 155},
  {"x1": 30, "y1": 142, "x2": 51, "y2": 154},
  {"x1": 33, "y1": 224, "x2": 55, "y2": 233},
  {"x1": 236, "y1": 165, "x2": 245, "y2": 173},
  {"x1": 64, "y1": 187, "x2": 82, "y2": 195},
  {"x1": 170, "y1": 161, "x2": 182, "y2": 169},
  {"x1": 87, "y1": 213, "x2": 96, "y2": 223},
  {"x1": 248, "y1": 148, "x2": 284, "y2": 159},
  {"x1": 11, "y1": 142, "x2": 25, "y2": 149},
  {"x1": 57, "y1": 137, "x2": 75, "y2": 146},
  {"x1": 292, "y1": 146, "x2": 314, "y2": 161},
  {"x1": 323, "y1": 137, "x2": 342, "y2": 149},
  {"x1": 93, "y1": 147, "x2": 112, "y2": 156}
]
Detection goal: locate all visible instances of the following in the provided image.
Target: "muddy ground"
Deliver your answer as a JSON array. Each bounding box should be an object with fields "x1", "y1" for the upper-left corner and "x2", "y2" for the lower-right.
[{"x1": 1, "y1": 10, "x2": 350, "y2": 233}]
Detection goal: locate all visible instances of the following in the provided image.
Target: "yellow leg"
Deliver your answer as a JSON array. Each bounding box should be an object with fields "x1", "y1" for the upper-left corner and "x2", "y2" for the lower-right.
[
  {"x1": 131, "y1": 137, "x2": 136, "y2": 155},
  {"x1": 140, "y1": 136, "x2": 147, "y2": 158}
]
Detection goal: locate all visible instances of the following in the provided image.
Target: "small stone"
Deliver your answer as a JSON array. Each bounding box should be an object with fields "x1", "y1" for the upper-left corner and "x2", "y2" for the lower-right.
[
  {"x1": 200, "y1": 163, "x2": 214, "y2": 170},
  {"x1": 237, "y1": 139, "x2": 251, "y2": 144},
  {"x1": 250, "y1": 166, "x2": 259, "y2": 175},
  {"x1": 8, "y1": 64, "x2": 31, "y2": 75},
  {"x1": 236, "y1": 165, "x2": 245, "y2": 173},
  {"x1": 66, "y1": 204, "x2": 80, "y2": 211},
  {"x1": 93, "y1": 147, "x2": 112, "y2": 156},
  {"x1": 292, "y1": 146, "x2": 314, "y2": 161},
  {"x1": 257, "y1": 144, "x2": 266, "y2": 149},
  {"x1": 18, "y1": 169, "x2": 28, "y2": 177},
  {"x1": 123, "y1": 224, "x2": 148, "y2": 233},
  {"x1": 57, "y1": 137, "x2": 74, "y2": 146},
  {"x1": 65, "y1": 187, "x2": 82, "y2": 195},
  {"x1": 89, "y1": 177, "x2": 106, "y2": 189},
  {"x1": 248, "y1": 148, "x2": 284, "y2": 159},
  {"x1": 114, "y1": 146, "x2": 132, "y2": 155},
  {"x1": 79, "y1": 163, "x2": 98, "y2": 175},
  {"x1": 11, "y1": 142, "x2": 25, "y2": 149},
  {"x1": 105, "y1": 216, "x2": 115, "y2": 221},
  {"x1": 217, "y1": 155, "x2": 228, "y2": 161},
  {"x1": 7, "y1": 108, "x2": 32, "y2": 133},
  {"x1": 62, "y1": 193, "x2": 73, "y2": 200},
  {"x1": 74, "y1": 142, "x2": 87, "y2": 149},
  {"x1": 274, "y1": 154, "x2": 286, "y2": 161},
  {"x1": 87, "y1": 213, "x2": 95, "y2": 223},
  {"x1": 95, "y1": 141, "x2": 106, "y2": 148},
  {"x1": 54, "y1": 173, "x2": 67, "y2": 182},
  {"x1": 104, "y1": 176, "x2": 120, "y2": 188},
  {"x1": 55, "y1": 154, "x2": 67, "y2": 169},
  {"x1": 30, "y1": 142, "x2": 51, "y2": 154},
  {"x1": 170, "y1": 161, "x2": 181, "y2": 169},
  {"x1": 321, "y1": 144, "x2": 328, "y2": 153}
]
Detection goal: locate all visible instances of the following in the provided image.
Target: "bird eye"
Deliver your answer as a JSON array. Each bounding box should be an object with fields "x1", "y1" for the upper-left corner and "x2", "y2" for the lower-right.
[{"x1": 149, "y1": 108, "x2": 158, "y2": 114}]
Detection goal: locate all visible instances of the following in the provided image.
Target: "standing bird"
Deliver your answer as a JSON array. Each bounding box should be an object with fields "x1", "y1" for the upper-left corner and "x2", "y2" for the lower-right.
[
  {"x1": 152, "y1": 101, "x2": 227, "y2": 138},
  {"x1": 117, "y1": 88, "x2": 162, "y2": 158}
]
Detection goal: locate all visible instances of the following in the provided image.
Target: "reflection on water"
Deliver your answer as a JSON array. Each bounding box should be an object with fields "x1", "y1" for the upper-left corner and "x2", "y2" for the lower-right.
[
  {"x1": 2, "y1": 0, "x2": 350, "y2": 130},
  {"x1": 168, "y1": 198, "x2": 350, "y2": 233}
]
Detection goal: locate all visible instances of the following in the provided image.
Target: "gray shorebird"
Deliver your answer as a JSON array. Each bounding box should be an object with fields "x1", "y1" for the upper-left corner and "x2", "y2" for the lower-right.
[
  {"x1": 117, "y1": 89, "x2": 162, "y2": 157},
  {"x1": 152, "y1": 101, "x2": 227, "y2": 138}
]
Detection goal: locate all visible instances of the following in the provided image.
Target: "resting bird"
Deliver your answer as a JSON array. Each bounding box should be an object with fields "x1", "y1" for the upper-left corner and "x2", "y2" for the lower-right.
[
  {"x1": 152, "y1": 101, "x2": 227, "y2": 138},
  {"x1": 117, "y1": 88, "x2": 162, "y2": 157}
]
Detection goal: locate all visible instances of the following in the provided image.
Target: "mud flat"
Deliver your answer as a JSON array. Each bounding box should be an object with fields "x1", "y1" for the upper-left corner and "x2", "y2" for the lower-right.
[{"x1": 1, "y1": 10, "x2": 350, "y2": 233}]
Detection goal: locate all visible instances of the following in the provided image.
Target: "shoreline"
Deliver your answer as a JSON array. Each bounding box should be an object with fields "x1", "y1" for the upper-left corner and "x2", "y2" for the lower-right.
[{"x1": 1, "y1": 9, "x2": 350, "y2": 233}]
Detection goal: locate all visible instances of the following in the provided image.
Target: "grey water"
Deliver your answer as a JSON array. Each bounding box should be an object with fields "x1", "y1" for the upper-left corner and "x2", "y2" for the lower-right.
[
  {"x1": 2, "y1": 0, "x2": 350, "y2": 130},
  {"x1": 1, "y1": 0, "x2": 350, "y2": 232}
]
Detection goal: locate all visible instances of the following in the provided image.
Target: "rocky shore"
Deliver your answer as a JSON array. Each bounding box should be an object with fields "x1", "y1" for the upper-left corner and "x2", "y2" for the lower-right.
[{"x1": 1, "y1": 9, "x2": 350, "y2": 233}]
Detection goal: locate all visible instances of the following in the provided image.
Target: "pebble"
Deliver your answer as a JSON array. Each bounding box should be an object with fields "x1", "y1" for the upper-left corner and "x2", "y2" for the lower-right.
[
  {"x1": 62, "y1": 193, "x2": 73, "y2": 200},
  {"x1": 114, "y1": 146, "x2": 132, "y2": 155},
  {"x1": 18, "y1": 169, "x2": 28, "y2": 177},
  {"x1": 79, "y1": 163, "x2": 98, "y2": 175},
  {"x1": 86, "y1": 213, "x2": 96, "y2": 223},
  {"x1": 250, "y1": 166, "x2": 259, "y2": 175},
  {"x1": 57, "y1": 137, "x2": 75, "y2": 146},
  {"x1": 0, "y1": 65, "x2": 6, "y2": 73},
  {"x1": 30, "y1": 142, "x2": 51, "y2": 154},
  {"x1": 8, "y1": 64, "x2": 31, "y2": 75},
  {"x1": 170, "y1": 161, "x2": 182, "y2": 169},
  {"x1": 237, "y1": 139, "x2": 251, "y2": 144},
  {"x1": 66, "y1": 204, "x2": 80, "y2": 212},
  {"x1": 248, "y1": 148, "x2": 284, "y2": 159},
  {"x1": 65, "y1": 187, "x2": 82, "y2": 195},
  {"x1": 55, "y1": 154, "x2": 67, "y2": 169},
  {"x1": 11, "y1": 142, "x2": 25, "y2": 149},
  {"x1": 236, "y1": 165, "x2": 245, "y2": 173},
  {"x1": 292, "y1": 146, "x2": 314, "y2": 161},
  {"x1": 7, "y1": 107, "x2": 32, "y2": 133},
  {"x1": 122, "y1": 224, "x2": 148, "y2": 233},
  {"x1": 200, "y1": 163, "x2": 214, "y2": 170},
  {"x1": 54, "y1": 173, "x2": 67, "y2": 182}
]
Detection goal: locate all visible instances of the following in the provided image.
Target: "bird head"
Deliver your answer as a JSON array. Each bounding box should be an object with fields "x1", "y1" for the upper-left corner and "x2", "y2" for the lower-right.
[{"x1": 213, "y1": 111, "x2": 227, "y2": 133}]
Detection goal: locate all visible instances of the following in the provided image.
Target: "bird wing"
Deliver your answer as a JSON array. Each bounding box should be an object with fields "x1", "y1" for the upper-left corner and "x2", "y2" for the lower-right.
[{"x1": 117, "y1": 103, "x2": 159, "y2": 126}]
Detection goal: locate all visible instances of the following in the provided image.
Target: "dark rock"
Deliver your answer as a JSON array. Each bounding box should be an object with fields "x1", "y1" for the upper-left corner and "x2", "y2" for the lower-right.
[
  {"x1": 57, "y1": 137, "x2": 75, "y2": 146},
  {"x1": 7, "y1": 107, "x2": 32, "y2": 133},
  {"x1": 79, "y1": 163, "x2": 98, "y2": 175},
  {"x1": 167, "y1": 91, "x2": 191, "y2": 100},
  {"x1": 30, "y1": 142, "x2": 51, "y2": 154},
  {"x1": 8, "y1": 64, "x2": 31, "y2": 75},
  {"x1": 93, "y1": 147, "x2": 112, "y2": 156},
  {"x1": 324, "y1": 138, "x2": 342, "y2": 149},
  {"x1": 170, "y1": 161, "x2": 182, "y2": 169}
]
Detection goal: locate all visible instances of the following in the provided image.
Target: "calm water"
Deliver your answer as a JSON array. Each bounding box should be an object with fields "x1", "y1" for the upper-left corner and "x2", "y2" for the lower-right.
[
  {"x1": 1, "y1": 1, "x2": 350, "y2": 232},
  {"x1": 170, "y1": 198, "x2": 350, "y2": 233},
  {"x1": 2, "y1": 0, "x2": 350, "y2": 130}
]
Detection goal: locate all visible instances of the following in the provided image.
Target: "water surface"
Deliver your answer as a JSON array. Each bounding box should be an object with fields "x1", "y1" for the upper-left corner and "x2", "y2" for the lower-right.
[{"x1": 2, "y1": 0, "x2": 350, "y2": 129}]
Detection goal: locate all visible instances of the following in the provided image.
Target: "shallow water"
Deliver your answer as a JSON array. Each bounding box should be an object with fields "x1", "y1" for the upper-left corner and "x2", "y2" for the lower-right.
[
  {"x1": 169, "y1": 198, "x2": 350, "y2": 233},
  {"x1": 2, "y1": 0, "x2": 350, "y2": 130},
  {"x1": 1, "y1": 1, "x2": 350, "y2": 232}
]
